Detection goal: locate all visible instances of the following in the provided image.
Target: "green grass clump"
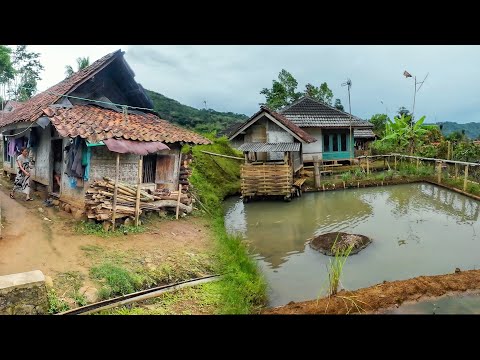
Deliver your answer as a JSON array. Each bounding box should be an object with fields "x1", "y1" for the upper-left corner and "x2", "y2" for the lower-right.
[
  {"x1": 186, "y1": 137, "x2": 267, "y2": 314},
  {"x1": 47, "y1": 288, "x2": 70, "y2": 314},
  {"x1": 90, "y1": 263, "x2": 142, "y2": 298},
  {"x1": 327, "y1": 234, "x2": 354, "y2": 297},
  {"x1": 75, "y1": 221, "x2": 145, "y2": 237}
]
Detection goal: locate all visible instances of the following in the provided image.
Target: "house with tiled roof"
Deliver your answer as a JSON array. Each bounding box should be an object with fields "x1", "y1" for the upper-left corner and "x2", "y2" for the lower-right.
[
  {"x1": 277, "y1": 96, "x2": 373, "y2": 163},
  {"x1": 227, "y1": 105, "x2": 316, "y2": 201},
  {"x1": 0, "y1": 49, "x2": 210, "y2": 210}
]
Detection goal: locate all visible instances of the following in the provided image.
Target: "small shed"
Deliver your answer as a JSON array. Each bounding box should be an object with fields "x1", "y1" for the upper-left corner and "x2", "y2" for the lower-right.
[{"x1": 229, "y1": 106, "x2": 316, "y2": 201}]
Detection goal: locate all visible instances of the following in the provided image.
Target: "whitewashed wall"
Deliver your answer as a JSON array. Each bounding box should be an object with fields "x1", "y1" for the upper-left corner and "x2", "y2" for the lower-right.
[{"x1": 302, "y1": 128, "x2": 323, "y2": 161}]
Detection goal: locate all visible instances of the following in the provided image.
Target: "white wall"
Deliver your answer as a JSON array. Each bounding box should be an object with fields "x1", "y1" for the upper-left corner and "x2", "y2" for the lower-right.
[
  {"x1": 267, "y1": 120, "x2": 293, "y2": 161},
  {"x1": 302, "y1": 128, "x2": 323, "y2": 161}
]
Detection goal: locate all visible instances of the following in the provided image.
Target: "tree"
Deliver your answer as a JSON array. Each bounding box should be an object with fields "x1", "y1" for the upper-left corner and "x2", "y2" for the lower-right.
[
  {"x1": 334, "y1": 98, "x2": 344, "y2": 111},
  {"x1": 397, "y1": 106, "x2": 411, "y2": 118},
  {"x1": 260, "y1": 69, "x2": 302, "y2": 110},
  {"x1": 260, "y1": 69, "x2": 338, "y2": 110},
  {"x1": 369, "y1": 113, "x2": 389, "y2": 138},
  {"x1": 0, "y1": 45, "x2": 14, "y2": 85},
  {"x1": 65, "y1": 57, "x2": 90, "y2": 78},
  {"x1": 7, "y1": 45, "x2": 44, "y2": 101}
]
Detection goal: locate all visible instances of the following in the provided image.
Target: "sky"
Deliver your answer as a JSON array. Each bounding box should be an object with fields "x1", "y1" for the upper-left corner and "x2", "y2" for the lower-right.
[{"x1": 22, "y1": 45, "x2": 480, "y2": 124}]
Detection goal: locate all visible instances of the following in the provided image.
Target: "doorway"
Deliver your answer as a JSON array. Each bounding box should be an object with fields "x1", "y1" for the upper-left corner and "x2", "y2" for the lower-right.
[{"x1": 52, "y1": 139, "x2": 63, "y2": 195}]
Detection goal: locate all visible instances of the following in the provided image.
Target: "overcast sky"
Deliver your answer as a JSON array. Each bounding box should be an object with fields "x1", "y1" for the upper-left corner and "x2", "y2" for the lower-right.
[{"x1": 25, "y1": 45, "x2": 480, "y2": 124}]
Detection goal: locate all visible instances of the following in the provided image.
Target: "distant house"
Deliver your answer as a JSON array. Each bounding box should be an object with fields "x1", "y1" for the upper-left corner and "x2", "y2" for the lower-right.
[
  {"x1": 353, "y1": 128, "x2": 376, "y2": 155},
  {"x1": 228, "y1": 106, "x2": 315, "y2": 200},
  {"x1": 0, "y1": 49, "x2": 209, "y2": 211}
]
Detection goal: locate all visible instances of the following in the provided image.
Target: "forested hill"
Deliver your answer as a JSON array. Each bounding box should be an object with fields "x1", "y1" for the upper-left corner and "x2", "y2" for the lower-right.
[
  {"x1": 434, "y1": 121, "x2": 480, "y2": 139},
  {"x1": 146, "y1": 89, "x2": 248, "y2": 134}
]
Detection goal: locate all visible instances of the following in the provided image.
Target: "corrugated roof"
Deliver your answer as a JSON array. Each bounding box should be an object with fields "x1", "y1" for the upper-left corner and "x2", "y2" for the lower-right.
[
  {"x1": 229, "y1": 106, "x2": 316, "y2": 143},
  {"x1": 354, "y1": 129, "x2": 376, "y2": 138},
  {"x1": 280, "y1": 96, "x2": 373, "y2": 128},
  {"x1": 43, "y1": 105, "x2": 211, "y2": 145},
  {"x1": 0, "y1": 50, "x2": 122, "y2": 127},
  {"x1": 237, "y1": 142, "x2": 300, "y2": 152}
]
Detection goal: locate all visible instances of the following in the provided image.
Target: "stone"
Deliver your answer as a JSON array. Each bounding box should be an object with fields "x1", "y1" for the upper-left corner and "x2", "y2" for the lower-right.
[
  {"x1": 44, "y1": 276, "x2": 54, "y2": 288},
  {"x1": 309, "y1": 232, "x2": 372, "y2": 256},
  {"x1": 0, "y1": 270, "x2": 48, "y2": 315},
  {"x1": 38, "y1": 207, "x2": 44, "y2": 213},
  {"x1": 52, "y1": 200, "x2": 60, "y2": 206},
  {"x1": 79, "y1": 286, "x2": 98, "y2": 303}
]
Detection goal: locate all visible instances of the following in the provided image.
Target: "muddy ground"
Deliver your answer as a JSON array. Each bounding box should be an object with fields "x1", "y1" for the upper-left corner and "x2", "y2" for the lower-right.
[
  {"x1": 0, "y1": 175, "x2": 215, "y2": 313},
  {"x1": 262, "y1": 268, "x2": 480, "y2": 314}
]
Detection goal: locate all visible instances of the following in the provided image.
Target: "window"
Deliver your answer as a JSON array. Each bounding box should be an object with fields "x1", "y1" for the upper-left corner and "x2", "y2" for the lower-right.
[
  {"x1": 332, "y1": 134, "x2": 338, "y2": 151},
  {"x1": 323, "y1": 134, "x2": 330, "y2": 152},
  {"x1": 341, "y1": 134, "x2": 347, "y2": 151}
]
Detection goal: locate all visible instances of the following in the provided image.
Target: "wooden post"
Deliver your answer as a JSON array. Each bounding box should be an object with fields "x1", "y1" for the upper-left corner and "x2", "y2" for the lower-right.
[
  {"x1": 455, "y1": 163, "x2": 458, "y2": 179},
  {"x1": 135, "y1": 156, "x2": 143, "y2": 227},
  {"x1": 175, "y1": 183, "x2": 182, "y2": 220},
  {"x1": 244, "y1": 152, "x2": 248, "y2": 164},
  {"x1": 416, "y1": 157, "x2": 419, "y2": 170},
  {"x1": 394, "y1": 155, "x2": 397, "y2": 170},
  {"x1": 313, "y1": 156, "x2": 321, "y2": 189},
  {"x1": 447, "y1": 141, "x2": 451, "y2": 160},
  {"x1": 464, "y1": 165, "x2": 469, "y2": 191},
  {"x1": 111, "y1": 152, "x2": 120, "y2": 231},
  {"x1": 437, "y1": 161, "x2": 442, "y2": 183},
  {"x1": 366, "y1": 157, "x2": 370, "y2": 175}
]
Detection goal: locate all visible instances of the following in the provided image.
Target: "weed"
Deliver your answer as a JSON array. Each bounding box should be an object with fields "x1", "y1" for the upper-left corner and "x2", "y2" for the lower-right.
[
  {"x1": 47, "y1": 288, "x2": 70, "y2": 314},
  {"x1": 90, "y1": 263, "x2": 141, "y2": 298},
  {"x1": 75, "y1": 221, "x2": 145, "y2": 238},
  {"x1": 327, "y1": 233, "x2": 354, "y2": 297}
]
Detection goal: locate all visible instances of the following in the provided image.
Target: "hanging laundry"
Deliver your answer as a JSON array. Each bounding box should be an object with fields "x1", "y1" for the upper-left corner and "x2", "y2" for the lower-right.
[{"x1": 8, "y1": 139, "x2": 15, "y2": 157}]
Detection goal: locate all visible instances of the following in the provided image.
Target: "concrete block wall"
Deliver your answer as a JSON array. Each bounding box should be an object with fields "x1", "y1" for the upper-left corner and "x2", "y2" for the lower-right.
[{"x1": 0, "y1": 270, "x2": 48, "y2": 315}]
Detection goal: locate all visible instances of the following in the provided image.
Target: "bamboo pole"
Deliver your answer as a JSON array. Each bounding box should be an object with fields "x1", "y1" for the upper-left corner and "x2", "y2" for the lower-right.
[
  {"x1": 111, "y1": 153, "x2": 120, "y2": 231},
  {"x1": 416, "y1": 157, "x2": 419, "y2": 170},
  {"x1": 175, "y1": 184, "x2": 182, "y2": 219},
  {"x1": 135, "y1": 156, "x2": 143, "y2": 227},
  {"x1": 455, "y1": 163, "x2": 458, "y2": 179},
  {"x1": 313, "y1": 156, "x2": 321, "y2": 188},
  {"x1": 464, "y1": 165, "x2": 469, "y2": 191},
  {"x1": 437, "y1": 161, "x2": 442, "y2": 183},
  {"x1": 366, "y1": 157, "x2": 370, "y2": 175},
  {"x1": 200, "y1": 150, "x2": 244, "y2": 160},
  {"x1": 394, "y1": 155, "x2": 397, "y2": 170}
]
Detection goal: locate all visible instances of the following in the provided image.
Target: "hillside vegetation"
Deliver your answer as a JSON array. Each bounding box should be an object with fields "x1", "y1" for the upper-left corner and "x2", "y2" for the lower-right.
[{"x1": 146, "y1": 89, "x2": 248, "y2": 133}]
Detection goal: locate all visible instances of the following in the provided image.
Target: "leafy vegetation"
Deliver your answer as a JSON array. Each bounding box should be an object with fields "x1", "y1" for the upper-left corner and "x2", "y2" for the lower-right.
[
  {"x1": 75, "y1": 220, "x2": 145, "y2": 237},
  {"x1": 327, "y1": 234, "x2": 354, "y2": 297},
  {"x1": 65, "y1": 57, "x2": 90, "y2": 78},
  {"x1": 260, "y1": 69, "x2": 344, "y2": 111},
  {"x1": 146, "y1": 89, "x2": 248, "y2": 134},
  {"x1": 47, "y1": 288, "x2": 70, "y2": 314},
  {"x1": 187, "y1": 136, "x2": 267, "y2": 313}
]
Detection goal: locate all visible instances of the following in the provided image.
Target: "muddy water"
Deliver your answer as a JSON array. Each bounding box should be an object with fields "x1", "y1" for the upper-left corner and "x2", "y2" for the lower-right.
[
  {"x1": 224, "y1": 183, "x2": 480, "y2": 307},
  {"x1": 380, "y1": 292, "x2": 480, "y2": 314}
]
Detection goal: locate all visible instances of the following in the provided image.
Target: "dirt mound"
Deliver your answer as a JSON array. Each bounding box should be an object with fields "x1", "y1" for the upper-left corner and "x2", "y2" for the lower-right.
[
  {"x1": 261, "y1": 268, "x2": 480, "y2": 314},
  {"x1": 309, "y1": 232, "x2": 371, "y2": 256}
]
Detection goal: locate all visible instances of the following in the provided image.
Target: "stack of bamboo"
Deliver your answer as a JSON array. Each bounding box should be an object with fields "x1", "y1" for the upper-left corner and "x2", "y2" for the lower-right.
[{"x1": 85, "y1": 177, "x2": 192, "y2": 221}]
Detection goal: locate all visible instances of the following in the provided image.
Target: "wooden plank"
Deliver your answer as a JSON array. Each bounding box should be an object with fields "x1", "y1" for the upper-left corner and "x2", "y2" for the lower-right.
[
  {"x1": 135, "y1": 156, "x2": 143, "y2": 227},
  {"x1": 156, "y1": 154, "x2": 176, "y2": 187},
  {"x1": 111, "y1": 152, "x2": 120, "y2": 230},
  {"x1": 175, "y1": 183, "x2": 182, "y2": 220},
  {"x1": 201, "y1": 150, "x2": 244, "y2": 160}
]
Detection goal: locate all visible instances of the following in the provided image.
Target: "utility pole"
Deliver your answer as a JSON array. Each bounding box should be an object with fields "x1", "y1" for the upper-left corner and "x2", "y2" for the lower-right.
[{"x1": 342, "y1": 79, "x2": 353, "y2": 163}]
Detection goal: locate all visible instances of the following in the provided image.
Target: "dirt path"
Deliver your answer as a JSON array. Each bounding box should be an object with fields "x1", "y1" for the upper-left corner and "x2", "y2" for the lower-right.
[
  {"x1": 0, "y1": 182, "x2": 214, "y2": 290},
  {"x1": 261, "y1": 268, "x2": 480, "y2": 314}
]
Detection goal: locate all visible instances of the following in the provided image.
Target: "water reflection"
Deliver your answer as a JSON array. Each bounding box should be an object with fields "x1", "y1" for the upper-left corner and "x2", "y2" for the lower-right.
[{"x1": 223, "y1": 183, "x2": 480, "y2": 306}]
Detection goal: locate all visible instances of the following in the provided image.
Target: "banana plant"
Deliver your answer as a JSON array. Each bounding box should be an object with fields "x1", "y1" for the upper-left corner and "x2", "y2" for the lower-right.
[{"x1": 379, "y1": 114, "x2": 429, "y2": 155}]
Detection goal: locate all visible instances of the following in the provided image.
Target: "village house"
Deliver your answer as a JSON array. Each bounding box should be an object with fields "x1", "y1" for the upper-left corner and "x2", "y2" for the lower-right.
[
  {"x1": 0, "y1": 49, "x2": 209, "y2": 215},
  {"x1": 229, "y1": 96, "x2": 374, "y2": 164},
  {"x1": 227, "y1": 106, "x2": 316, "y2": 201}
]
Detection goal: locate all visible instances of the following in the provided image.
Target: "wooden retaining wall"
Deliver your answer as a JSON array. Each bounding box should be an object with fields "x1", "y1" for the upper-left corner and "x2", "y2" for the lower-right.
[{"x1": 241, "y1": 164, "x2": 292, "y2": 197}]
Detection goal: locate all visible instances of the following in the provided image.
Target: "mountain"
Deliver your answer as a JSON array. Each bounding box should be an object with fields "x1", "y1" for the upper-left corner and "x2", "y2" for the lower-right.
[
  {"x1": 145, "y1": 89, "x2": 248, "y2": 134},
  {"x1": 433, "y1": 121, "x2": 480, "y2": 139}
]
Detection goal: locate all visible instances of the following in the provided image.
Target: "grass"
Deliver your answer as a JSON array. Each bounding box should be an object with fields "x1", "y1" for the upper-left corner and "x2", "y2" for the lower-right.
[
  {"x1": 327, "y1": 234, "x2": 354, "y2": 297},
  {"x1": 55, "y1": 271, "x2": 90, "y2": 307},
  {"x1": 187, "y1": 136, "x2": 267, "y2": 314},
  {"x1": 47, "y1": 288, "x2": 70, "y2": 314},
  {"x1": 75, "y1": 220, "x2": 145, "y2": 237},
  {"x1": 99, "y1": 282, "x2": 222, "y2": 315}
]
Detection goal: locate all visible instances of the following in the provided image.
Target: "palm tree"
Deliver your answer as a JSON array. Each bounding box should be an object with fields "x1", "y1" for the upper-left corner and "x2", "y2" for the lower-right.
[{"x1": 65, "y1": 57, "x2": 90, "y2": 78}]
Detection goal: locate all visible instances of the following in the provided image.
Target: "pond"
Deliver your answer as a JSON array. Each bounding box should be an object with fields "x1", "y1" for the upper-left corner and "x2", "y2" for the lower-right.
[
  {"x1": 379, "y1": 292, "x2": 480, "y2": 314},
  {"x1": 224, "y1": 183, "x2": 480, "y2": 307}
]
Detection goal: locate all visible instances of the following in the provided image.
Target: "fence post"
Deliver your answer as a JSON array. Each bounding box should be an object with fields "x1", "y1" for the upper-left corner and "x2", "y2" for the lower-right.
[
  {"x1": 313, "y1": 156, "x2": 321, "y2": 189},
  {"x1": 464, "y1": 165, "x2": 469, "y2": 191},
  {"x1": 437, "y1": 161, "x2": 442, "y2": 183},
  {"x1": 394, "y1": 155, "x2": 397, "y2": 171},
  {"x1": 366, "y1": 157, "x2": 370, "y2": 175},
  {"x1": 416, "y1": 157, "x2": 419, "y2": 170},
  {"x1": 455, "y1": 163, "x2": 458, "y2": 179}
]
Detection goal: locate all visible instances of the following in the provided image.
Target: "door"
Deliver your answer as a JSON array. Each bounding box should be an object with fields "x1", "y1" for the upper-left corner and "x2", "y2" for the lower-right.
[{"x1": 155, "y1": 154, "x2": 177, "y2": 190}]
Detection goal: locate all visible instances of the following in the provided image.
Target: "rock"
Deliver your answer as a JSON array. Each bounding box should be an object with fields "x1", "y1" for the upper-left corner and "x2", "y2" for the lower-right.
[
  {"x1": 73, "y1": 209, "x2": 86, "y2": 220},
  {"x1": 79, "y1": 286, "x2": 98, "y2": 303},
  {"x1": 455, "y1": 267, "x2": 461, "y2": 273},
  {"x1": 43, "y1": 217, "x2": 52, "y2": 222},
  {"x1": 310, "y1": 232, "x2": 372, "y2": 256},
  {"x1": 64, "y1": 204, "x2": 71, "y2": 213},
  {"x1": 38, "y1": 207, "x2": 44, "y2": 213},
  {"x1": 52, "y1": 200, "x2": 60, "y2": 206},
  {"x1": 44, "y1": 276, "x2": 54, "y2": 288},
  {"x1": 102, "y1": 221, "x2": 111, "y2": 232}
]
